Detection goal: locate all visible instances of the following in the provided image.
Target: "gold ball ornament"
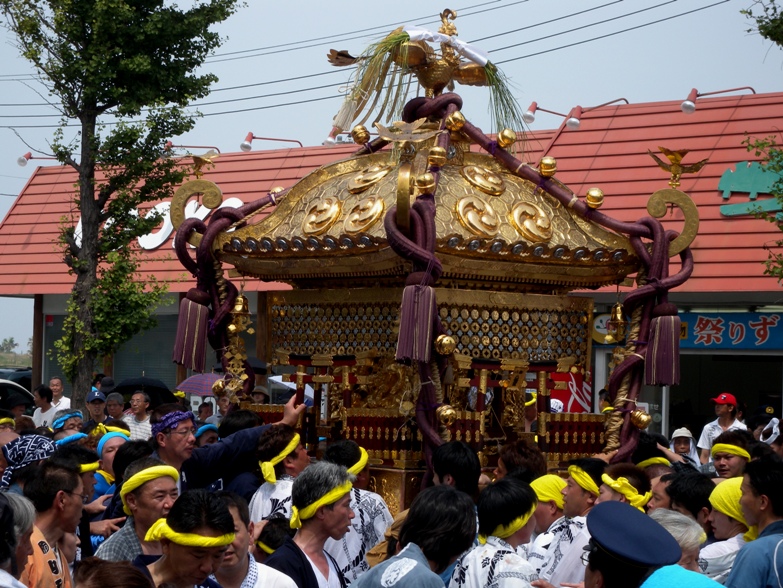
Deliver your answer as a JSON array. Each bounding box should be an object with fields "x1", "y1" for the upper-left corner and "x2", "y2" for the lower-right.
[
  {"x1": 428, "y1": 146, "x2": 447, "y2": 168},
  {"x1": 212, "y1": 379, "x2": 226, "y2": 396},
  {"x1": 586, "y1": 187, "x2": 604, "y2": 209},
  {"x1": 435, "y1": 334, "x2": 457, "y2": 355},
  {"x1": 630, "y1": 409, "x2": 652, "y2": 430},
  {"x1": 445, "y1": 111, "x2": 466, "y2": 131},
  {"x1": 415, "y1": 172, "x2": 436, "y2": 194},
  {"x1": 436, "y1": 404, "x2": 457, "y2": 427},
  {"x1": 539, "y1": 156, "x2": 557, "y2": 177},
  {"x1": 496, "y1": 128, "x2": 517, "y2": 149},
  {"x1": 351, "y1": 125, "x2": 371, "y2": 145}
]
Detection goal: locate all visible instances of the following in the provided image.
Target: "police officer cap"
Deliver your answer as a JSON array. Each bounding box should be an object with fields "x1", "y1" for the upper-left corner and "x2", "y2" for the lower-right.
[{"x1": 587, "y1": 502, "x2": 681, "y2": 567}]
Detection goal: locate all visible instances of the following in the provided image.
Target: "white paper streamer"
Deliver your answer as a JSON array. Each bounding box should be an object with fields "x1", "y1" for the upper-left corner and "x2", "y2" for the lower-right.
[{"x1": 403, "y1": 26, "x2": 489, "y2": 67}]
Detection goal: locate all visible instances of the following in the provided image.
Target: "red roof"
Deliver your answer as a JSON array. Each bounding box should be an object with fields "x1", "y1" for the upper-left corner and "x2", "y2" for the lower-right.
[{"x1": 0, "y1": 92, "x2": 780, "y2": 297}]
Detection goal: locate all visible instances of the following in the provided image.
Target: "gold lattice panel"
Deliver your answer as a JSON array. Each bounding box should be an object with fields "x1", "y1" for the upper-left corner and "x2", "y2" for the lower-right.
[{"x1": 268, "y1": 288, "x2": 592, "y2": 363}]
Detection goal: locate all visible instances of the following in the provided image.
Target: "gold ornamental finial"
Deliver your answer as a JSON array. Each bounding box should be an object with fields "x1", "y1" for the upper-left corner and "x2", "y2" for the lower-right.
[
  {"x1": 191, "y1": 150, "x2": 219, "y2": 179},
  {"x1": 439, "y1": 9, "x2": 458, "y2": 36},
  {"x1": 648, "y1": 147, "x2": 708, "y2": 188}
]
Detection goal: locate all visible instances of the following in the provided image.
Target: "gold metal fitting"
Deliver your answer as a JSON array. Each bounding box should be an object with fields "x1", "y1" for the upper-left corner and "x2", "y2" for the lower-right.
[
  {"x1": 539, "y1": 156, "x2": 557, "y2": 177},
  {"x1": 212, "y1": 379, "x2": 226, "y2": 395},
  {"x1": 497, "y1": 128, "x2": 517, "y2": 149},
  {"x1": 270, "y1": 186, "x2": 285, "y2": 195},
  {"x1": 604, "y1": 301, "x2": 627, "y2": 344},
  {"x1": 227, "y1": 323, "x2": 239, "y2": 335},
  {"x1": 351, "y1": 125, "x2": 371, "y2": 145},
  {"x1": 586, "y1": 187, "x2": 604, "y2": 209},
  {"x1": 445, "y1": 111, "x2": 466, "y2": 131},
  {"x1": 630, "y1": 409, "x2": 652, "y2": 430},
  {"x1": 415, "y1": 172, "x2": 436, "y2": 194},
  {"x1": 233, "y1": 295, "x2": 249, "y2": 314},
  {"x1": 436, "y1": 404, "x2": 457, "y2": 427},
  {"x1": 428, "y1": 146, "x2": 447, "y2": 168},
  {"x1": 435, "y1": 334, "x2": 457, "y2": 355}
]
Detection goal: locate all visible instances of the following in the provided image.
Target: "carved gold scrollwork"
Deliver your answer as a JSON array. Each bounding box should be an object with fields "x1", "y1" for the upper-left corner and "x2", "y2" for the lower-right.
[
  {"x1": 170, "y1": 179, "x2": 224, "y2": 246},
  {"x1": 456, "y1": 195, "x2": 500, "y2": 238},
  {"x1": 646, "y1": 188, "x2": 700, "y2": 257},
  {"x1": 460, "y1": 165, "x2": 505, "y2": 196},
  {"x1": 302, "y1": 196, "x2": 342, "y2": 236},
  {"x1": 509, "y1": 202, "x2": 553, "y2": 243},
  {"x1": 347, "y1": 164, "x2": 394, "y2": 194},
  {"x1": 344, "y1": 196, "x2": 385, "y2": 234}
]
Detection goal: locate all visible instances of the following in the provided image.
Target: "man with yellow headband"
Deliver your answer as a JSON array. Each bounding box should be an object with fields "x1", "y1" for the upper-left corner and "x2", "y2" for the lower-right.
[
  {"x1": 452, "y1": 477, "x2": 538, "y2": 588},
  {"x1": 249, "y1": 424, "x2": 310, "y2": 523},
  {"x1": 534, "y1": 458, "x2": 605, "y2": 588},
  {"x1": 134, "y1": 489, "x2": 234, "y2": 588},
  {"x1": 595, "y1": 463, "x2": 651, "y2": 512},
  {"x1": 323, "y1": 440, "x2": 393, "y2": 582},
  {"x1": 700, "y1": 477, "x2": 753, "y2": 583},
  {"x1": 95, "y1": 457, "x2": 179, "y2": 562},
  {"x1": 725, "y1": 456, "x2": 783, "y2": 588},
  {"x1": 266, "y1": 462, "x2": 354, "y2": 588},
  {"x1": 526, "y1": 474, "x2": 567, "y2": 571},
  {"x1": 710, "y1": 431, "x2": 750, "y2": 479}
]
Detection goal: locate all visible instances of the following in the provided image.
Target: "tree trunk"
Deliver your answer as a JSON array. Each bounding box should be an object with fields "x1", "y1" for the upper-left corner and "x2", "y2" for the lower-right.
[{"x1": 70, "y1": 113, "x2": 100, "y2": 409}]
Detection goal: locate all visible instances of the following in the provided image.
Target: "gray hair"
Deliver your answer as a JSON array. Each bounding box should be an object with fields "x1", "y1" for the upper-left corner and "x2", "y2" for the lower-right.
[
  {"x1": 4, "y1": 493, "x2": 35, "y2": 541},
  {"x1": 292, "y1": 461, "x2": 353, "y2": 511},
  {"x1": 105, "y1": 393, "x2": 124, "y2": 405},
  {"x1": 649, "y1": 508, "x2": 706, "y2": 552}
]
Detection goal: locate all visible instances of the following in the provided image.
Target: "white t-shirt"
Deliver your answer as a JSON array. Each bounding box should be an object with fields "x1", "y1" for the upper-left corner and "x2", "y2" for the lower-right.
[
  {"x1": 699, "y1": 533, "x2": 745, "y2": 584},
  {"x1": 33, "y1": 405, "x2": 57, "y2": 428},
  {"x1": 53, "y1": 396, "x2": 71, "y2": 411},
  {"x1": 697, "y1": 418, "x2": 748, "y2": 457}
]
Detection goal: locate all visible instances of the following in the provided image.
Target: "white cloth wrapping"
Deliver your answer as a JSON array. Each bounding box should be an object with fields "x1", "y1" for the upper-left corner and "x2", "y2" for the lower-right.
[
  {"x1": 403, "y1": 26, "x2": 490, "y2": 66},
  {"x1": 699, "y1": 534, "x2": 746, "y2": 585}
]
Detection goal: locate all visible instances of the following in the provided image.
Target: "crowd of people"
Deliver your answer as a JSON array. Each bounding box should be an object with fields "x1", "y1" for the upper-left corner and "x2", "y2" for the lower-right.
[{"x1": 1, "y1": 380, "x2": 782, "y2": 588}]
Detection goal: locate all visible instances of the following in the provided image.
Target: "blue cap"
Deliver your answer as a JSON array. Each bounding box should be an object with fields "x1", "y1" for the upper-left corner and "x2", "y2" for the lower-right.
[
  {"x1": 586, "y1": 502, "x2": 681, "y2": 567},
  {"x1": 86, "y1": 390, "x2": 106, "y2": 403}
]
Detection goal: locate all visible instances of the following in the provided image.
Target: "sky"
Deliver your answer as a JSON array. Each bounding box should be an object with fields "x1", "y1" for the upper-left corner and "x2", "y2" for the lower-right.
[{"x1": 0, "y1": 0, "x2": 781, "y2": 355}]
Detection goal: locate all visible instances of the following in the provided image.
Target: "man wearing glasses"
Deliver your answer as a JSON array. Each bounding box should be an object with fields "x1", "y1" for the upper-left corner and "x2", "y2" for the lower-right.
[
  {"x1": 149, "y1": 397, "x2": 305, "y2": 493},
  {"x1": 123, "y1": 392, "x2": 152, "y2": 440}
]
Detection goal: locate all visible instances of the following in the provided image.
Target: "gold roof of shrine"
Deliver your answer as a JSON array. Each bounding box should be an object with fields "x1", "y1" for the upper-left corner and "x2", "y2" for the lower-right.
[{"x1": 209, "y1": 136, "x2": 639, "y2": 292}]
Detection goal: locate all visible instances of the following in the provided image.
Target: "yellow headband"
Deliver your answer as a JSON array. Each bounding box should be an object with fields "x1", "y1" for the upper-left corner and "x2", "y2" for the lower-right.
[
  {"x1": 174, "y1": 391, "x2": 186, "y2": 398},
  {"x1": 347, "y1": 447, "x2": 368, "y2": 476},
  {"x1": 478, "y1": 504, "x2": 536, "y2": 544},
  {"x1": 290, "y1": 481, "x2": 352, "y2": 529},
  {"x1": 0, "y1": 418, "x2": 15, "y2": 428},
  {"x1": 525, "y1": 393, "x2": 537, "y2": 407},
  {"x1": 79, "y1": 461, "x2": 100, "y2": 474},
  {"x1": 120, "y1": 465, "x2": 180, "y2": 515},
  {"x1": 530, "y1": 474, "x2": 566, "y2": 510},
  {"x1": 711, "y1": 443, "x2": 750, "y2": 461},
  {"x1": 568, "y1": 465, "x2": 600, "y2": 496},
  {"x1": 709, "y1": 477, "x2": 757, "y2": 542},
  {"x1": 90, "y1": 423, "x2": 129, "y2": 437},
  {"x1": 97, "y1": 469, "x2": 115, "y2": 485},
  {"x1": 636, "y1": 457, "x2": 671, "y2": 469},
  {"x1": 256, "y1": 540, "x2": 276, "y2": 555},
  {"x1": 145, "y1": 518, "x2": 234, "y2": 547},
  {"x1": 601, "y1": 474, "x2": 651, "y2": 512},
  {"x1": 260, "y1": 434, "x2": 301, "y2": 484}
]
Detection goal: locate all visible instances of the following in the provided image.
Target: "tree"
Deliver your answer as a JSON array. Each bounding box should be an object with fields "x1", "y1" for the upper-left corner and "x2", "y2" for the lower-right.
[
  {"x1": 742, "y1": 2, "x2": 783, "y2": 282},
  {"x1": 1, "y1": 0, "x2": 238, "y2": 406},
  {"x1": 0, "y1": 338, "x2": 18, "y2": 354}
]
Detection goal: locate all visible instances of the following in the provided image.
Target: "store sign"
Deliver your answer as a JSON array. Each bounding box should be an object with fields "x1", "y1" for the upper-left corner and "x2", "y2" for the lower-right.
[
  {"x1": 719, "y1": 161, "x2": 783, "y2": 218},
  {"x1": 680, "y1": 312, "x2": 783, "y2": 350},
  {"x1": 73, "y1": 196, "x2": 245, "y2": 250}
]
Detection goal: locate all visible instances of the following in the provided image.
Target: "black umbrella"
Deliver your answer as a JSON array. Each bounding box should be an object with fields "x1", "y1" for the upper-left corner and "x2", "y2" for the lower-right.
[
  {"x1": 114, "y1": 376, "x2": 175, "y2": 408},
  {"x1": 0, "y1": 379, "x2": 34, "y2": 410}
]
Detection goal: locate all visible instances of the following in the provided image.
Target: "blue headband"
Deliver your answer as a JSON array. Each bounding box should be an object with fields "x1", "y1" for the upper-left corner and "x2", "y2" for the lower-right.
[
  {"x1": 52, "y1": 410, "x2": 83, "y2": 431},
  {"x1": 55, "y1": 432, "x2": 88, "y2": 446},
  {"x1": 97, "y1": 431, "x2": 129, "y2": 457},
  {"x1": 151, "y1": 411, "x2": 195, "y2": 437},
  {"x1": 195, "y1": 424, "x2": 218, "y2": 439}
]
